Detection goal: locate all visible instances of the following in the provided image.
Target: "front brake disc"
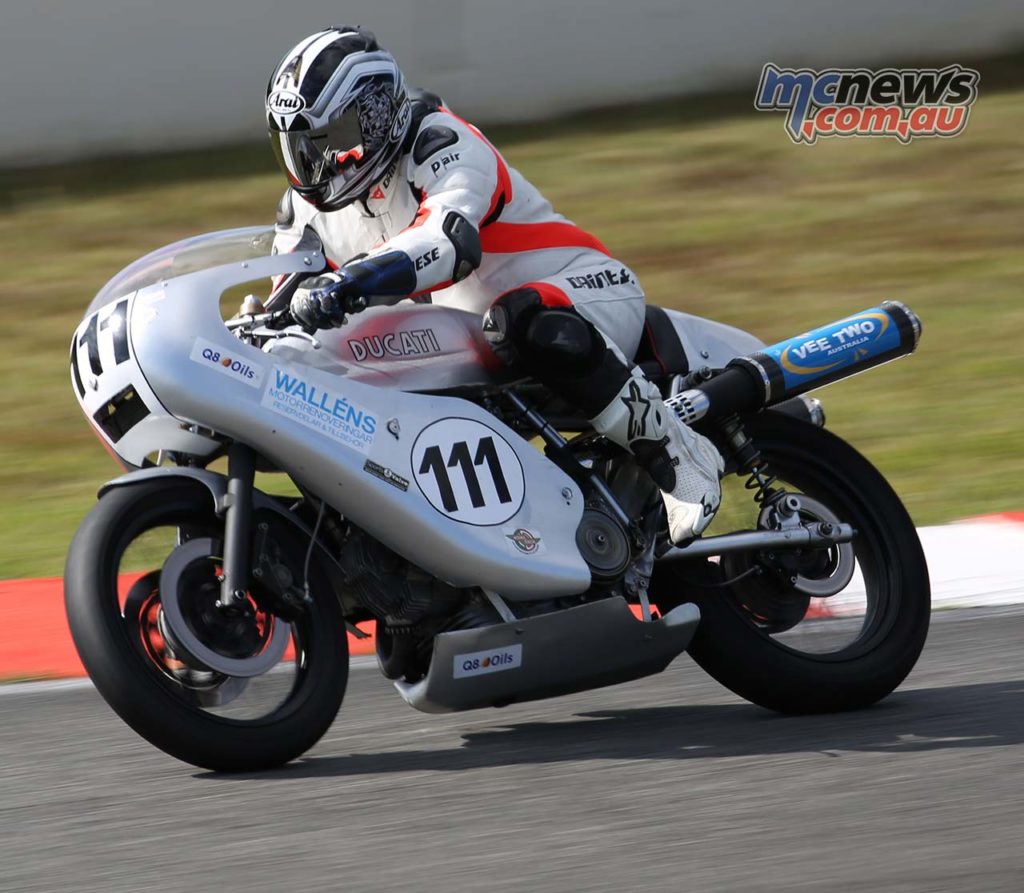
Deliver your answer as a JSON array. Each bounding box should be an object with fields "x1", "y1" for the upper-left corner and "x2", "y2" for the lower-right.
[{"x1": 159, "y1": 538, "x2": 291, "y2": 677}]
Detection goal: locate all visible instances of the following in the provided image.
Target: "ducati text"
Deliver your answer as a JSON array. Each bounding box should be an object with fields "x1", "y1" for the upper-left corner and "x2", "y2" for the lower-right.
[{"x1": 348, "y1": 329, "x2": 441, "y2": 362}]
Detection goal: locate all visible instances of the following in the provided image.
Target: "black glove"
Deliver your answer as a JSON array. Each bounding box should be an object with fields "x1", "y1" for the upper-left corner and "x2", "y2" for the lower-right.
[{"x1": 289, "y1": 271, "x2": 368, "y2": 332}]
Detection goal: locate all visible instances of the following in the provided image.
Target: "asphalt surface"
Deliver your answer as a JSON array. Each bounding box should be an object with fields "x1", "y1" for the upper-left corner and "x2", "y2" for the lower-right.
[{"x1": 2, "y1": 608, "x2": 1023, "y2": 893}]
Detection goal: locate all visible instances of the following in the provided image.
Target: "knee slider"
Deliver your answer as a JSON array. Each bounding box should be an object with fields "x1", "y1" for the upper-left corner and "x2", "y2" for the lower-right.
[
  {"x1": 484, "y1": 287, "x2": 604, "y2": 375},
  {"x1": 483, "y1": 286, "x2": 543, "y2": 364},
  {"x1": 524, "y1": 309, "x2": 605, "y2": 375}
]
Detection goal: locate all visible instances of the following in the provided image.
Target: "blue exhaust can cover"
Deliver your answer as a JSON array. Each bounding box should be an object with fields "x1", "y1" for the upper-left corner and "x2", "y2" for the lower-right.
[
  {"x1": 768, "y1": 306, "x2": 902, "y2": 388},
  {"x1": 734, "y1": 301, "x2": 922, "y2": 404}
]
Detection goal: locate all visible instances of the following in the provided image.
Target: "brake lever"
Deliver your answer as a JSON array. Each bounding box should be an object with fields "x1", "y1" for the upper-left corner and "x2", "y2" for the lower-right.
[{"x1": 225, "y1": 307, "x2": 292, "y2": 332}]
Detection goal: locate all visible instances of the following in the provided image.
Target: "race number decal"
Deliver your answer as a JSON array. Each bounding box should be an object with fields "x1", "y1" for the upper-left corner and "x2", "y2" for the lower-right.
[{"x1": 411, "y1": 418, "x2": 525, "y2": 525}]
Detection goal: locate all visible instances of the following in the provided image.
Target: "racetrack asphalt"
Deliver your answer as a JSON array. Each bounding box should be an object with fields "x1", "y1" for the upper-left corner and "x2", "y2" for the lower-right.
[{"x1": 2, "y1": 608, "x2": 1023, "y2": 892}]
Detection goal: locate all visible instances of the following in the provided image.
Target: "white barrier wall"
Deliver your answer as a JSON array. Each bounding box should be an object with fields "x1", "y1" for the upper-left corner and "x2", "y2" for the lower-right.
[{"x1": 1, "y1": 0, "x2": 1019, "y2": 164}]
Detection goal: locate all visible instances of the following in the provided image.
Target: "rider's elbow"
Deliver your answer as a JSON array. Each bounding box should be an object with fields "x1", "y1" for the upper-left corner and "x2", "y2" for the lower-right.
[{"x1": 442, "y1": 211, "x2": 482, "y2": 282}]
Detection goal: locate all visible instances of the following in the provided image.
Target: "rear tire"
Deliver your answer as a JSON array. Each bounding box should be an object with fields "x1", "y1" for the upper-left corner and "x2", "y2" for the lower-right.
[
  {"x1": 651, "y1": 413, "x2": 930, "y2": 714},
  {"x1": 65, "y1": 479, "x2": 349, "y2": 771}
]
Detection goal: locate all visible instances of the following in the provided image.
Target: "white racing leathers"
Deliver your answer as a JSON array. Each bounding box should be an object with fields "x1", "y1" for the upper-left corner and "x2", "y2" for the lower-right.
[
  {"x1": 272, "y1": 103, "x2": 722, "y2": 543},
  {"x1": 272, "y1": 104, "x2": 646, "y2": 360}
]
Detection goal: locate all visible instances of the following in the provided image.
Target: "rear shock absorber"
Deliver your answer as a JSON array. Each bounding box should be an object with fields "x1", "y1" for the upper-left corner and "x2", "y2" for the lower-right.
[
  {"x1": 715, "y1": 415, "x2": 779, "y2": 505},
  {"x1": 666, "y1": 373, "x2": 780, "y2": 506}
]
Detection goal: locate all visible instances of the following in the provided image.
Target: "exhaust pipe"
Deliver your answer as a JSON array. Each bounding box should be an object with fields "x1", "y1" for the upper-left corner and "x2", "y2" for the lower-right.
[{"x1": 667, "y1": 301, "x2": 921, "y2": 424}]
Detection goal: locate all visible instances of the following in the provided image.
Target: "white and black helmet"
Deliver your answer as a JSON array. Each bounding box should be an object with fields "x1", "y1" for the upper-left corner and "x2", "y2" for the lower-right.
[{"x1": 266, "y1": 26, "x2": 411, "y2": 211}]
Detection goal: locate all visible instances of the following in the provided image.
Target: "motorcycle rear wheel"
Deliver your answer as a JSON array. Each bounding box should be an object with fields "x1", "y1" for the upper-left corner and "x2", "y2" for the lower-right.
[
  {"x1": 64, "y1": 479, "x2": 348, "y2": 771},
  {"x1": 651, "y1": 412, "x2": 930, "y2": 714}
]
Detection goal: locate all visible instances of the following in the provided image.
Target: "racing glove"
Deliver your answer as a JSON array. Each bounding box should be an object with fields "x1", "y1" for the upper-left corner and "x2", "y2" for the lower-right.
[{"x1": 290, "y1": 272, "x2": 368, "y2": 332}]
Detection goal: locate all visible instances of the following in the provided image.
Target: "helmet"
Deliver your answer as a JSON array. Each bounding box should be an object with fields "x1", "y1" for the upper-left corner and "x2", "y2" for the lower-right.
[{"x1": 266, "y1": 26, "x2": 411, "y2": 211}]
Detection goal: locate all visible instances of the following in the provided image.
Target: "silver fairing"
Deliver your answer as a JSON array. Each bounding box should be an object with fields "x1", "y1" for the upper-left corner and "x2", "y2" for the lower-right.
[
  {"x1": 72, "y1": 228, "x2": 769, "y2": 603},
  {"x1": 661, "y1": 309, "x2": 766, "y2": 370},
  {"x1": 73, "y1": 231, "x2": 588, "y2": 600}
]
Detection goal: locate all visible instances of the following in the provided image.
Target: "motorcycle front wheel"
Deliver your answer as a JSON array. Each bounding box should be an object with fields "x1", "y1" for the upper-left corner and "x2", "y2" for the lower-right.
[
  {"x1": 64, "y1": 478, "x2": 349, "y2": 771},
  {"x1": 651, "y1": 411, "x2": 930, "y2": 714}
]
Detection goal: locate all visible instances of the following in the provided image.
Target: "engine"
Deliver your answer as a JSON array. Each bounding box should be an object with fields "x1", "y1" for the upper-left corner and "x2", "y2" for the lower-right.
[
  {"x1": 336, "y1": 531, "x2": 465, "y2": 630},
  {"x1": 335, "y1": 452, "x2": 661, "y2": 681}
]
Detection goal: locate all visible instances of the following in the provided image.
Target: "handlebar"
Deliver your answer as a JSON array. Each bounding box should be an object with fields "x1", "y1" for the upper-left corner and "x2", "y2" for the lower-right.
[{"x1": 224, "y1": 306, "x2": 295, "y2": 332}]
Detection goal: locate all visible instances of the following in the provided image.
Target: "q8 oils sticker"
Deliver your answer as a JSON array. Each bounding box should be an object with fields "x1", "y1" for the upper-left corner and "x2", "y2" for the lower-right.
[
  {"x1": 189, "y1": 337, "x2": 264, "y2": 388},
  {"x1": 453, "y1": 644, "x2": 523, "y2": 679},
  {"x1": 411, "y1": 418, "x2": 525, "y2": 526}
]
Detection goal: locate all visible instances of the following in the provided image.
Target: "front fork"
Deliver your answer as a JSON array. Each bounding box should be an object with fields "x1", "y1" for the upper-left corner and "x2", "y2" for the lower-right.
[{"x1": 219, "y1": 442, "x2": 257, "y2": 608}]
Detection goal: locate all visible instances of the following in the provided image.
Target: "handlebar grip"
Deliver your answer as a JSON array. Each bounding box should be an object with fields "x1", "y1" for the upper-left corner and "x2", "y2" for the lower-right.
[{"x1": 264, "y1": 307, "x2": 298, "y2": 330}]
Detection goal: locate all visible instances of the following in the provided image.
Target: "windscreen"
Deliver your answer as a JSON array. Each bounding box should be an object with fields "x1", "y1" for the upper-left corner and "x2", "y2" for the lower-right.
[{"x1": 87, "y1": 226, "x2": 279, "y2": 315}]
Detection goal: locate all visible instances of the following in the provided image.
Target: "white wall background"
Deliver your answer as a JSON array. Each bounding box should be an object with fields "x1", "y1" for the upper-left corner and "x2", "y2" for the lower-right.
[{"x1": 1, "y1": 0, "x2": 1021, "y2": 165}]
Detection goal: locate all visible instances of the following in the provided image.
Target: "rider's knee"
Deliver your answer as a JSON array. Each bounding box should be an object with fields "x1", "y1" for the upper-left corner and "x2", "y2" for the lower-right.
[
  {"x1": 483, "y1": 285, "x2": 604, "y2": 374},
  {"x1": 523, "y1": 308, "x2": 606, "y2": 374}
]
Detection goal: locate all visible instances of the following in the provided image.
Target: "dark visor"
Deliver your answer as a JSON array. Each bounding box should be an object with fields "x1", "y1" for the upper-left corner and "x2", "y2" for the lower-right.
[{"x1": 270, "y1": 103, "x2": 365, "y2": 190}]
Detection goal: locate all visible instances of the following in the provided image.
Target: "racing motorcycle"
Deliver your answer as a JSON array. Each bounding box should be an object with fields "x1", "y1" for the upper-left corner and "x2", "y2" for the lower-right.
[{"x1": 64, "y1": 227, "x2": 930, "y2": 771}]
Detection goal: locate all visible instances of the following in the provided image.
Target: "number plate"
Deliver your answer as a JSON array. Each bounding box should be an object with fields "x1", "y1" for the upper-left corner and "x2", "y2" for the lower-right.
[{"x1": 411, "y1": 417, "x2": 525, "y2": 525}]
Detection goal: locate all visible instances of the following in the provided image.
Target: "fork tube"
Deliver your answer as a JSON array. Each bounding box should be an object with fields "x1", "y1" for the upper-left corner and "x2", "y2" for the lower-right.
[{"x1": 220, "y1": 443, "x2": 256, "y2": 607}]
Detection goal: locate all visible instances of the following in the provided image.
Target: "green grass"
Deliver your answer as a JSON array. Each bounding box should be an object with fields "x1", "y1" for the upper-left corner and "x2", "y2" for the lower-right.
[{"x1": 2, "y1": 87, "x2": 1023, "y2": 579}]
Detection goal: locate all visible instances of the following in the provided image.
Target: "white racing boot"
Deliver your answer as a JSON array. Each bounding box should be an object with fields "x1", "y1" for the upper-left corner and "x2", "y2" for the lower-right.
[{"x1": 591, "y1": 373, "x2": 724, "y2": 543}]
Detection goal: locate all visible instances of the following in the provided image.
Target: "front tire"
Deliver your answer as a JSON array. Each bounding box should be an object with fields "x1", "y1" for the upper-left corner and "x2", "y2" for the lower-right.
[
  {"x1": 651, "y1": 412, "x2": 930, "y2": 714},
  {"x1": 64, "y1": 479, "x2": 349, "y2": 771}
]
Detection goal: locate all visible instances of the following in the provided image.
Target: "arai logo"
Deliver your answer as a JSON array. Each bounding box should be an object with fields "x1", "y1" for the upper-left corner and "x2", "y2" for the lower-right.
[
  {"x1": 267, "y1": 90, "x2": 306, "y2": 116},
  {"x1": 453, "y1": 644, "x2": 523, "y2": 679},
  {"x1": 390, "y1": 97, "x2": 411, "y2": 140}
]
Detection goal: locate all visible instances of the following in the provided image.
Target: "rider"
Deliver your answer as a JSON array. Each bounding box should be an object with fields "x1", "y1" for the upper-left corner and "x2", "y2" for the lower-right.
[{"x1": 267, "y1": 25, "x2": 723, "y2": 543}]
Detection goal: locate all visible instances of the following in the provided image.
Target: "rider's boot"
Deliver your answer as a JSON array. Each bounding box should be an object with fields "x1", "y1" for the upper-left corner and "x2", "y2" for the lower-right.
[{"x1": 590, "y1": 372, "x2": 724, "y2": 544}]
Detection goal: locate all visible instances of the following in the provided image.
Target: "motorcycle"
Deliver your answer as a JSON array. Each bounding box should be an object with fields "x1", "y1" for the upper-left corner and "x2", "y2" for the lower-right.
[{"x1": 64, "y1": 226, "x2": 930, "y2": 771}]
